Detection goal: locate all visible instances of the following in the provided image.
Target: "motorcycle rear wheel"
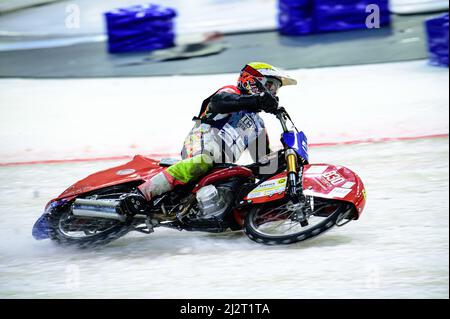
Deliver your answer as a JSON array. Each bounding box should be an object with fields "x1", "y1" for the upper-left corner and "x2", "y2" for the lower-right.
[
  {"x1": 48, "y1": 186, "x2": 134, "y2": 248},
  {"x1": 244, "y1": 199, "x2": 353, "y2": 245}
]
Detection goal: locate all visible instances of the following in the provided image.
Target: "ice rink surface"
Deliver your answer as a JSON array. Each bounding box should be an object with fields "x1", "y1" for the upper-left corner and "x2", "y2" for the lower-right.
[
  {"x1": 1, "y1": 61, "x2": 448, "y2": 163},
  {"x1": 0, "y1": 138, "x2": 448, "y2": 298},
  {"x1": 0, "y1": 61, "x2": 448, "y2": 298}
]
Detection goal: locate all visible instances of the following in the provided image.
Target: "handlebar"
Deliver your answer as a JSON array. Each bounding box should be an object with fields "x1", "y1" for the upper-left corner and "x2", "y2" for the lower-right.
[
  {"x1": 267, "y1": 107, "x2": 290, "y2": 133},
  {"x1": 251, "y1": 77, "x2": 297, "y2": 134}
]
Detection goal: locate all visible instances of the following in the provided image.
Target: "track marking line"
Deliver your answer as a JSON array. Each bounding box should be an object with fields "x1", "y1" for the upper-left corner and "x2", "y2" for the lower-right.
[{"x1": 1, "y1": 134, "x2": 448, "y2": 167}]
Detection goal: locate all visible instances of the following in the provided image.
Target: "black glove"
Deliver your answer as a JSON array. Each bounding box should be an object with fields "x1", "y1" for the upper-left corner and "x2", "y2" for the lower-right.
[{"x1": 257, "y1": 92, "x2": 279, "y2": 113}]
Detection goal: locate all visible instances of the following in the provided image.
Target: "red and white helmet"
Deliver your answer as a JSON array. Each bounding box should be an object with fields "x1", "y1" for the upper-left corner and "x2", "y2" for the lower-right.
[{"x1": 238, "y1": 62, "x2": 298, "y2": 95}]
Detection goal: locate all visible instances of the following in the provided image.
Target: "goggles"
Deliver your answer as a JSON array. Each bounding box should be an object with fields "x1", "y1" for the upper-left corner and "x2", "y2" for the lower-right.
[{"x1": 262, "y1": 77, "x2": 282, "y2": 95}]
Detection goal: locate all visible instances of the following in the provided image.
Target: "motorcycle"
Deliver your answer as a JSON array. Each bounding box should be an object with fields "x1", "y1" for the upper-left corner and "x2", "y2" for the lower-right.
[{"x1": 32, "y1": 107, "x2": 366, "y2": 247}]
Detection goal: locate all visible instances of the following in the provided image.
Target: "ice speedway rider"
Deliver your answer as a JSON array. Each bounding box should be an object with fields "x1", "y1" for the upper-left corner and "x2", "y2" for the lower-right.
[{"x1": 121, "y1": 62, "x2": 299, "y2": 216}]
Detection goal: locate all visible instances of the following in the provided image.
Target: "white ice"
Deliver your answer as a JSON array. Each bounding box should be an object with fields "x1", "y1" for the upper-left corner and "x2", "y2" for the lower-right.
[
  {"x1": 0, "y1": 139, "x2": 448, "y2": 298},
  {"x1": 0, "y1": 60, "x2": 448, "y2": 163},
  {"x1": 0, "y1": 61, "x2": 448, "y2": 298}
]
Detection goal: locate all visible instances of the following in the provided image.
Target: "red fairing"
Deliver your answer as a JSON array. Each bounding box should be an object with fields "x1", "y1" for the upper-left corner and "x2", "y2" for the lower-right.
[
  {"x1": 53, "y1": 158, "x2": 254, "y2": 208},
  {"x1": 193, "y1": 166, "x2": 254, "y2": 192},
  {"x1": 56, "y1": 155, "x2": 163, "y2": 201},
  {"x1": 303, "y1": 164, "x2": 366, "y2": 219},
  {"x1": 244, "y1": 164, "x2": 366, "y2": 219}
]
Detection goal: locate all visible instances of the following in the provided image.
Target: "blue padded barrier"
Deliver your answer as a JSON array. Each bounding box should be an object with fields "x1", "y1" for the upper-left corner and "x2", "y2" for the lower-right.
[
  {"x1": 279, "y1": 0, "x2": 314, "y2": 35},
  {"x1": 425, "y1": 13, "x2": 449, "y2": 67},
  {"x1": 105, "y1": 4, "x2": 177, "y2": 54},
  {"x1": 278, "y1": 0, "x2": 391, "y2": 36},
  {"x1": 314, "y1": 0, "x2": 390, "y2": 32}
]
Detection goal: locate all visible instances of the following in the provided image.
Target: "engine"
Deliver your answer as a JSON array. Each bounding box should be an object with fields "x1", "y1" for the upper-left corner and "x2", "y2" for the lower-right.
[{"x1": 196, "y1": 184, "x2": 232, "y2": 219}]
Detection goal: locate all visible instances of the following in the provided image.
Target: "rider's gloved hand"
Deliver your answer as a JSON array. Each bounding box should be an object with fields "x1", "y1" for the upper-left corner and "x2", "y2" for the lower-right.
[{"x1": 257, "y1": 92, "x2": 279, "y2": 113}]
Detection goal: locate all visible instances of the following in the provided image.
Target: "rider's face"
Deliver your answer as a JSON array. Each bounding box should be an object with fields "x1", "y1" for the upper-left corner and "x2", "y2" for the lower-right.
[{"x1": 264, "y1": 78, "x2": 282, "y2": 96}]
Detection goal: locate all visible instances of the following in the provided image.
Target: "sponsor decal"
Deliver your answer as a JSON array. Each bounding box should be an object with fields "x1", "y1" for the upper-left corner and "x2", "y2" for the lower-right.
[
  {"x1": 320, "y1": 176, "x2": 333, "y2": 188},
  {"x1": 323, "y1": 170, "x2": 346, "y2": 186},
  {"x1": 305, "y1": 165, "x2": 329, "y2": 175},
  {"x1": 304, "y1": 187, "x2": 351, "y2": 199},
  {"x1": 328, "y1": 187, "x2": 352, "y2": 199},
  {"x1": 342, "y1": 182, "x2": 356, "y2": 189},
  {"x1": 247, "y1": 178, "x2": 287, "y2": 199}
]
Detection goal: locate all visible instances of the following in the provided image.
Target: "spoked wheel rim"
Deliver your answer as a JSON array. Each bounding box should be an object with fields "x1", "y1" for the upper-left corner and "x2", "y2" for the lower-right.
[
  {"x1": 247, "y1": 199, "x2": 351, "y2": 240},
  {"x1": 47, "y1": 184, "x2": 139, "y2": 247},
  {"x1": 58, "y1": 211, "x2": 122, "y2": 239}
]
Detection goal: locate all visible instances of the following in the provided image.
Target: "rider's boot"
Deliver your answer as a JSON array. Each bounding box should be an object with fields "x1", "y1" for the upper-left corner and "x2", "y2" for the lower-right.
[
  {"x1": 121, "y1": 170, "x2": 176, "y2": 216},
  {"x1": 138, "y1": 170, "x2": 177, "y2": 201},
  {"x1": 120, "y1": 154, "x2": 213, "y2": 216}
]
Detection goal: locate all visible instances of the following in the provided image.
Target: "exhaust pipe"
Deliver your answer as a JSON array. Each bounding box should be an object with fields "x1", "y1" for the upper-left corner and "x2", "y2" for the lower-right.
[{"x1": 72, "y1": 199, "x2": 126, "y2": 222}]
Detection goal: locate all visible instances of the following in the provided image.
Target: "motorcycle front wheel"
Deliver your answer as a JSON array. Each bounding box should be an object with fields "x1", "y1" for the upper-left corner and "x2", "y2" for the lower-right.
[{"x1": 244, "y1": 198, "x2": 354, "y2": 245}]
